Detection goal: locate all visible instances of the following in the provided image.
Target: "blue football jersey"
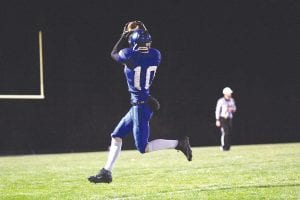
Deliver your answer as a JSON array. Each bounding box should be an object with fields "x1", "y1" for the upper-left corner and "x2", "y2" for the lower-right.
[{"x1": 116, "y1": 48, "x2": 161, "y2": 102}]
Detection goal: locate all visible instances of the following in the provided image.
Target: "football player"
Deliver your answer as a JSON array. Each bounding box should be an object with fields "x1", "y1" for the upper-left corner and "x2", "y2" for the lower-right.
[{"x1": 88, "y1": 21, "x2": 192, "y2": 184}]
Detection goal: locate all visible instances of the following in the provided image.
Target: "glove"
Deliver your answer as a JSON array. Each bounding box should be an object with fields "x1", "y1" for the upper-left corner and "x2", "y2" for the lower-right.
[
  {"x1": 121, "y1": 22, "x2": 131, "y2": 38},
  {"x1": 148, "y1": 96, "x2": 160, "y2": 111}
]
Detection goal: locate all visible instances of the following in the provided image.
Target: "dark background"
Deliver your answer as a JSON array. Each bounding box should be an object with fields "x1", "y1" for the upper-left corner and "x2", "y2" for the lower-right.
[{"x1": 0, "y1": 0, "x2": 299, "y2": 154}]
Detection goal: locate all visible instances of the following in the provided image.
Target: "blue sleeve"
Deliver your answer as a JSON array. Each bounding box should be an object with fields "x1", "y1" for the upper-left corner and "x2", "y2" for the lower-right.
[
  {"x1": 157, "y1": 50, "x2": 162, "y2": 65},
  {"x1": 116, "y1": 49, "x2": 131, "y2": 64},
  {"x1": 151, "y1": 49, "x2": 161, "y2": 66}
]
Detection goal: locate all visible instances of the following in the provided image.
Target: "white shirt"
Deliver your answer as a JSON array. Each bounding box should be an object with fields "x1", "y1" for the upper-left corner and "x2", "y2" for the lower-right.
[{"x1": 215, "y1": 97, "x2": 236, "y2": 120}]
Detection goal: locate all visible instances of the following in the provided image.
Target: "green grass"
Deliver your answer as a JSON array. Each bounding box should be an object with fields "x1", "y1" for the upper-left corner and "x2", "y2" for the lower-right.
[{"x1": 0, "y1": 143, "x2": 299, "y2": 200}]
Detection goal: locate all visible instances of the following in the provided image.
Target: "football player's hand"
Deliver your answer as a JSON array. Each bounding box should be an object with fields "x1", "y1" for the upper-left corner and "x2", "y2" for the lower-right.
[
  {"x1": 148, "y1": 96, "x2": 160, "y2": 111},
  {"x1": 122, "y1": 22, "x2": 129, "y2": 33},
  {"x1": 216, "y1": 120, "x2": 221, "y2": 127},
  {"x1": 121, "y1": 22, "x2": 136, "y2": 39},
  {"x1": 122, "y1": 22, "x2": 131, "y2": 38},
  {"x1": 133, "y1": 21, "x2": 147, "y2": 31}
]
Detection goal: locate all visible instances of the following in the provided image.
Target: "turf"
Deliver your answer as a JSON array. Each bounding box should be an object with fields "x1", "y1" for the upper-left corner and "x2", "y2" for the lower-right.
[{"x1": 0, "y1": 143, "x2": 299, "y2": 200}]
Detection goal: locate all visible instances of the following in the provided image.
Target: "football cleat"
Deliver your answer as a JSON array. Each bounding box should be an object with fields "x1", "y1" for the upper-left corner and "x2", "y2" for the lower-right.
[
  {"x1": 88, "y1": 168, "x2": 112, "y2": 184},
  {"x1": 175, "y1": 136, "x2": 192, "y2": 161}
]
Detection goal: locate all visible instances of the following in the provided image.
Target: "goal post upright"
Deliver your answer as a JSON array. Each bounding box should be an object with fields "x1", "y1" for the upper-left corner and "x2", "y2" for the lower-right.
[{"x1": 39, "y1": 30, "x2": 45, "y2": 99}]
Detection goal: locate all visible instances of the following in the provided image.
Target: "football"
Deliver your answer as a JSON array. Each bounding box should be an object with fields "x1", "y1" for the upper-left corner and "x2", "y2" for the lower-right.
[{"x1": 127, "y1": 21, "x2": 140, "y2": 32}]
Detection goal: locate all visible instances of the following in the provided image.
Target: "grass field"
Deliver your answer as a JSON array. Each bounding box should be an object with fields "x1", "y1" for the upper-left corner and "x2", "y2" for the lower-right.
[{"x1": 0, "y1": 143, "x2": 299, "y2": 200}]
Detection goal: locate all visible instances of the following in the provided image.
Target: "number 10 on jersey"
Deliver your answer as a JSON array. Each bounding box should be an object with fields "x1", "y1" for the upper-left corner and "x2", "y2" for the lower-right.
[{"x1": 134, "y1": 66, "x2": 157, "y2": 90}]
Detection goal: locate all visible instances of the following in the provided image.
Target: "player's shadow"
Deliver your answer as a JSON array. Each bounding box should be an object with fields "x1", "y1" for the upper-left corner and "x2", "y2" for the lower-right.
[
  {"x1": 142, "y1": 183, "x2": 300, "y2": 198},
  {"x1": 199, "y1": 183, "x2": 300, "y2": 192}
]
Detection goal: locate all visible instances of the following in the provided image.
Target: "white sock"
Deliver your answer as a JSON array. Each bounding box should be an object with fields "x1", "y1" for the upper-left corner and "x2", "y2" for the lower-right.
[
  {"x1": 147, "y1": 139, "x2": 178, "y2": 152},
  {"x1": 104, "y1": 138, "x2": 122, "y2": 172}
]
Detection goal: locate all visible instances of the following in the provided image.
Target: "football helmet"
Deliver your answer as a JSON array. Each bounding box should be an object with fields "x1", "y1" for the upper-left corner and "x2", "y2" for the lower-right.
[{"x1": 128, "y1": 29, "x2": 152, "y2": 51}]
